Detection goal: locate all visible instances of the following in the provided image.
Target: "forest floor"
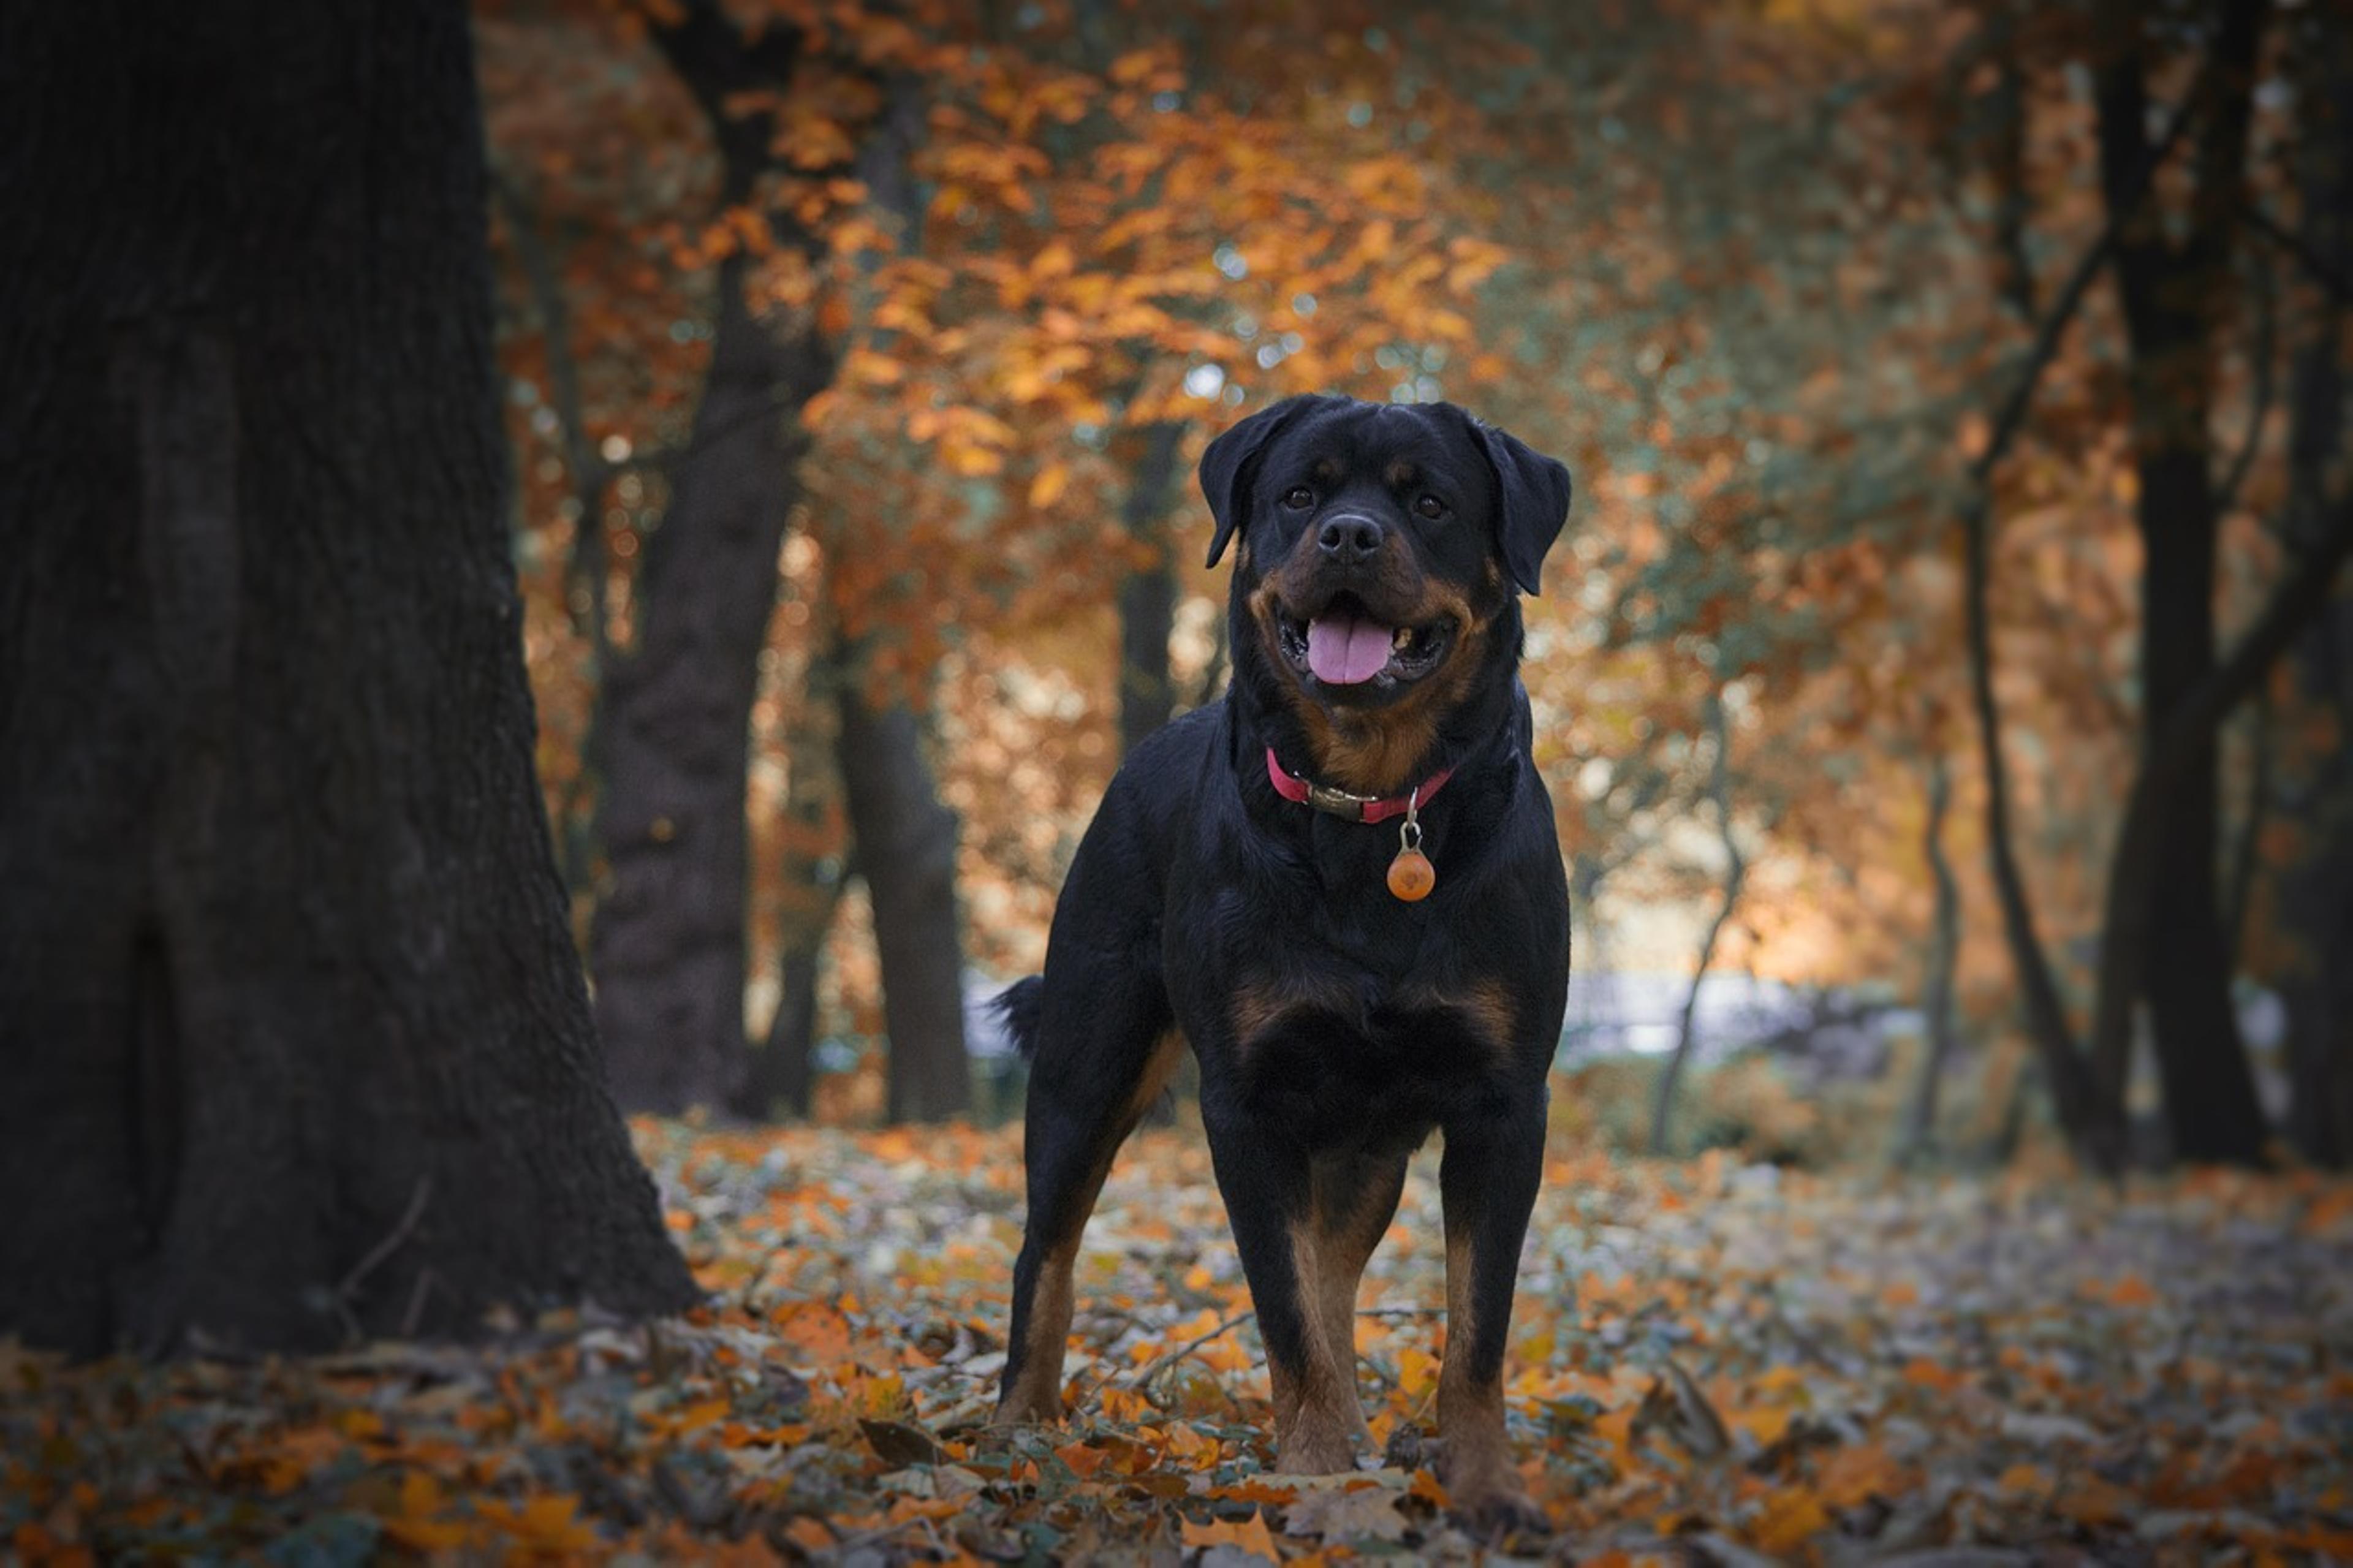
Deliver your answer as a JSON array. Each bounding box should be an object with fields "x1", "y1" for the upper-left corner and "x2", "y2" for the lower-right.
[{"x1": 5, "y1": 1118, "x2": 2352, "y2": 1565}]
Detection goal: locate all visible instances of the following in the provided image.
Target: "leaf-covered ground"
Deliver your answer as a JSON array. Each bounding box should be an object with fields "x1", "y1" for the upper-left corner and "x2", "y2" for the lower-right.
[{"x1": 7, "y1": 1118, "x2": 2352, "y2": 1564}]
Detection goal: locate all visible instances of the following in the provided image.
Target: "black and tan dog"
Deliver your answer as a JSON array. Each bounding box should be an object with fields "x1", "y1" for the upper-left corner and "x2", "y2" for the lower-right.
[{"x1": 993, "y1": 393, "x2": 1572, "y2": 1532}]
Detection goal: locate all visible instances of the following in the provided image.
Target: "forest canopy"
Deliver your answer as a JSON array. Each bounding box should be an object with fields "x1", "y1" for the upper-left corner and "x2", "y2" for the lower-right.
[{"x1": 481, "y1": 0, "x2": 2352, "y2": 1168}]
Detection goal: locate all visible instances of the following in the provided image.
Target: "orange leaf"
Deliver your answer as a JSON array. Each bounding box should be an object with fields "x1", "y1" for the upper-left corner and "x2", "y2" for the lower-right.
[
  {"x1": 1814, "y1": 1443, "x2": 1907, "y2": 1510},
  {"x1": 1901, "y1": 1358, "x2": 1965, "y2": 1394},
  {"x1": 1053, "y1": 1438, "x2": 1110, "y2": 1479},
  {"x1": 1029, "y1": 464, "x2": 1070, "y2": 509},
  {"x1": 771, "y1": 1300, "x2": 854, "y2": 1362},
  {"x1": 1181, "y1": 1512, "x2": 1279, "y2": 1561},
  {"x1": 1749, "y1": 1486, "x2": 1831, "y2": 1554}
]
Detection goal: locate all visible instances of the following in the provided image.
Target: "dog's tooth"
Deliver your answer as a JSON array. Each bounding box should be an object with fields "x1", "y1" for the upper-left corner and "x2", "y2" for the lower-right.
[{"x1": 1393, "y1": 626, "x2": 1412, "y2": 651}]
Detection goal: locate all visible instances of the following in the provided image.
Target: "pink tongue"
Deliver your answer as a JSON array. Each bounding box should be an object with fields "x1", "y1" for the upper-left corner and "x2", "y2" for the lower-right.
[{"x1": 1306, "y1": 614, "x2": 1395, "y2": 684}]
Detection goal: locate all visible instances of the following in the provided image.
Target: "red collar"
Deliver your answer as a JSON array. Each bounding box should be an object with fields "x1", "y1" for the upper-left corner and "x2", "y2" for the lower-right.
[{"x1": 1265, "y1": 747, "x2": 1455, "y2": 824}]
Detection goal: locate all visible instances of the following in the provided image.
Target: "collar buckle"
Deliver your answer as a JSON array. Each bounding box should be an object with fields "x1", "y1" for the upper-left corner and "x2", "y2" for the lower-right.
[{"x1": 1302, "y1": 779, "x2": 1374, "y2": 820}]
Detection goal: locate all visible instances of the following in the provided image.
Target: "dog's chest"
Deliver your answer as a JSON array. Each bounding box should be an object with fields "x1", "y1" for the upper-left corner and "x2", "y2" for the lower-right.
[{"x1": 1198, "y1": 945, "x2": 1521, "y2": 1144}]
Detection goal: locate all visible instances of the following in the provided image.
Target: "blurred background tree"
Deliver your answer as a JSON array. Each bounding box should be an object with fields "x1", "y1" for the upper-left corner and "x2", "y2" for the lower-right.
[{"x1": 476, "y1": 0, "x2": 2351, "y2": 1168}]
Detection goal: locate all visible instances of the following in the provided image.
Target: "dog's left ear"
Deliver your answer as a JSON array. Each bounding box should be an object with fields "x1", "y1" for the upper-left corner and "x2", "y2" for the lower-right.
[
  {"x1": 1468, "y1": 419, "x2": 1573, "y2": 596},
  {"x1": 1200, "y1": 395, "x2": 1327, "y2": 569}
]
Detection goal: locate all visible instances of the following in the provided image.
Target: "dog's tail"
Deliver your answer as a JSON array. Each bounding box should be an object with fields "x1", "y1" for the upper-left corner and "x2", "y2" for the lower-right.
[{"x1": 994, "y1": 975, "x2": 1045, "y2": 1060}]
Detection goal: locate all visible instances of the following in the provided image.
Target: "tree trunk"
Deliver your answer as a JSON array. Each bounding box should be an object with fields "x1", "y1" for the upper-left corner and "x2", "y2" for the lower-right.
[
  {"x1": 587, "y1": 7, "x2": 840, "y2": 1113},
  {"x1": 733, "y1": 674, "x2": 849, "y2": 1122},
  {"x1": 838, "y1": 671, "x2": 973, "y2": 1123},
  {"x1": 2280, "y1": 607, "x2": 2353, "y2": 1165},
  {"x1": 1117, "y1": 422, "x2": 1188, "y2": 759},
  {"x1": 2277, "y1": 9, "x2": 2353, "y2": 1165},
  {"x1": 1650, "y1": 692, "x2": 1744, "y2": 1157},
  {"x1": 0, "y1": 0, "x2": 697, "y2": 1355},
  {"x1": 2091, "y1": 0, "x2": 2271, "y2": 1162},
  {"x1": 1963, "y1": 483, "x2": 2116, "y2": 1164},
  {"x1": 491, "y1": 170, "x2": 618, "y2": 909},
  {"x1": 822, "y1": 71, "x2": 972, "y2": 1124},
  {"x1": 589, "y1": 246, "x2": 824, "y2": 1112},
  {"x1": 1900, "y1": 755, "x2": 1964, "y2": 1164}
]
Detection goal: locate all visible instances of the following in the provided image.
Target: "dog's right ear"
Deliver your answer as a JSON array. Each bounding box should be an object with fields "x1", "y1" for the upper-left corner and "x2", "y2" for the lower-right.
[{"x1": 1200, "y1": 395, "x2": 1325, "y2": 569}]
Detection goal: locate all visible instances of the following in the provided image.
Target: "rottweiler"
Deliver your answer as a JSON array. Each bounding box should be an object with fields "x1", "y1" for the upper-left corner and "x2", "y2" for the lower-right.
[{"x1": 993, "y1": 393, "x2": 1572, "y2": 1534}]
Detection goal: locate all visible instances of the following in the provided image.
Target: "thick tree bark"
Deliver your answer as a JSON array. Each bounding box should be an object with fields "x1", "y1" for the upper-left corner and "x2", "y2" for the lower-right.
[
  {"x1": 589, "y1": 7, "x2": 837, "y2": 1113},
  {"x1": 0, "y1": 0, "x2": 697, "y2": 1355},
  {"x1": 2091, "y1": 0, "x2": 2272, "y2": 1162},
  {"x1": 838, "y1": 670, "x2": 973, "y2": 1123}
]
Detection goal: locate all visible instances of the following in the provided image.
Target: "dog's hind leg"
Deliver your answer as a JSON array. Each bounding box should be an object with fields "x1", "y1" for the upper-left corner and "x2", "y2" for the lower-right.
[{"x1": 996, "y1": 970, "x2": 1177, "y2": 1425}]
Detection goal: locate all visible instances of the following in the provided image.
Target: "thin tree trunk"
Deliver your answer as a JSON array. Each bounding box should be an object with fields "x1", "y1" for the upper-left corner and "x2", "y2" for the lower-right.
[
  {"x1": 2224, "y1": 691, "x2": 2273, "y2": 960},
  {"x1": 590, "y1": 243, "x2": 825, "y2": 1112},
  {"x1": 589, "y1": 7, "x2": 841, "y2": 1113},
  {"x1": 734, "y1": 667, "x2": 850, "y2": 1122},
  {"x1": 2089, "y1": 0, "x2": 2273, "y2": 1163},
  {"x1": 491, "y1": 170, "x2": 618, "y2": 904},
  {"x1": 839, "y1": 668, "x2": 972, "y2": 1123},
  {"x1": 2279, "y1": 607, "x2": 2353, "y2": 1165},
  {"x1": 1117, "y1": 421, "x2": 1188, "y2": 759},
  {"x1": 2276, "y1": 7, "x2": 2353, "y2": 1165},
  {"x1": 824, "y1": 74, "x2": 972, "y2": 1124},
  {"x1": 1961, "y1": 487, "x2": 2113, "y2": 1161},
  {"x1": 1952, "y1": 32, "x2": 2236, "y2": 1173},
  {"x1": 0, "y1": 0, "x2": 696, "y2": 1354},
  {"x1": 1900, "y1": 755, "x2": 1964, "y2": 1164},
  {"x1": 1650, "y1": 692, "x2": 1744, "y2": 1157}
]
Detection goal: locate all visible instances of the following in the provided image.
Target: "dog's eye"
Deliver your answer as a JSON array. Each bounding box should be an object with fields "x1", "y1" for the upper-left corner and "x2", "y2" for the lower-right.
[
  {"x1": 1414, "y1": 494, "x2": 1447, "y2": 520},
  {"x1": 1282, "y1": 487, "x2": 1315, "y2": 510}
]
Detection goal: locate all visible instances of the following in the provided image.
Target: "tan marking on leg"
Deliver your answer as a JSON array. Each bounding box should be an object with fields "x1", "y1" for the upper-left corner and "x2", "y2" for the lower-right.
[
  {"x1": 1123, "y1": 1029, "x2": 1186, "y2": 1123},
  {"x1": 999, "y1": 1039, "x2": 1179, "y2": 1429},
  {"x1": 1306, "y1": 1178, "x2": 1392, "y2": 1447},
  {"x1": 1270, "y1": 1220, "x2": 1360, "y2": 1474},
  {"x1": 996, "y1": 1240, "x2": 1077, "y2": 1424},
  {"x1": 1437, "y1": 1231, "x2": 1537, "y2": 1525}
]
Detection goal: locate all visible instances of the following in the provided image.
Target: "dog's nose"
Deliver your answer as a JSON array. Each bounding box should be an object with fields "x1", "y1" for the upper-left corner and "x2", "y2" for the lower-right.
[{"x1": 1317, "y1": 514, "x2": 1384, "y2": 562}]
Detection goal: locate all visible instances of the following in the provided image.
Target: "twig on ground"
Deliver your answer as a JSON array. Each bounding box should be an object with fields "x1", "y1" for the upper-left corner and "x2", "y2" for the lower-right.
[{"x1": 1127, "y1": 1309, "x2": 1256, "y2": 1391}]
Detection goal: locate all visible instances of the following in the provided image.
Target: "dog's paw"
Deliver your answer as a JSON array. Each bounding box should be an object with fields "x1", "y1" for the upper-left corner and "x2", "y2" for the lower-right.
[
  {"x1": 1438, "y1": 1442, "x2": 1550, "y2": 1544},
  {"x1": 1448, "y1": 1481, "x2": 1552, "y2": 1544},
  {"x1": 1273, "y1": 1430, "x2": 1361, "y2": 1475},
  {"x1": 987, "y1": 1391, "x2": 1065, "y2": 1428}
]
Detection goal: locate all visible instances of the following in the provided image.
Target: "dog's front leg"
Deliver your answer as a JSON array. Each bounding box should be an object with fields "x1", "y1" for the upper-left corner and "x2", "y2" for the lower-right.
[
  {"x1": 1436, "y1": 1099, "x2": 1548, "y2": 1536},
  {"x1": 1202, "y1": 1100, "x2": 1361, "y2": 1474}
]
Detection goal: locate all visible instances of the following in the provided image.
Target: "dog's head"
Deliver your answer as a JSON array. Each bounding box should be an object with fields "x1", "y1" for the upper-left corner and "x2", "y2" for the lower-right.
[{"x1": 1201, "y1": 395, "x2": 1572, "y2": 794}]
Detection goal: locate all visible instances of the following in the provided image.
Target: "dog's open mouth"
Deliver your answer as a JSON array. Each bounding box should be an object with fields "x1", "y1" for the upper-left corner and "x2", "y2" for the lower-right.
[{"x1": 1274, "y1": 595, "x2": 1454, "y2": 689}]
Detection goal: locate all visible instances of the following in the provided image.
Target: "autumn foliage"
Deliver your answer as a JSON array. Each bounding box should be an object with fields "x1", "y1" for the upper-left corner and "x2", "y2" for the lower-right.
[{"x1": 9, "y1": 1122, "x2": 2352, "y2": 1560}]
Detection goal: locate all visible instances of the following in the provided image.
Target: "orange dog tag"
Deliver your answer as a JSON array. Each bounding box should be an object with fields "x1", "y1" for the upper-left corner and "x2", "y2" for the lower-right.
[
  {"x1": 1387, "y1": 844, "x2": 1436, "y2": 901},
  {"x1": 1387, "y1": 799, "x2": 1434, "y2": 901}
]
